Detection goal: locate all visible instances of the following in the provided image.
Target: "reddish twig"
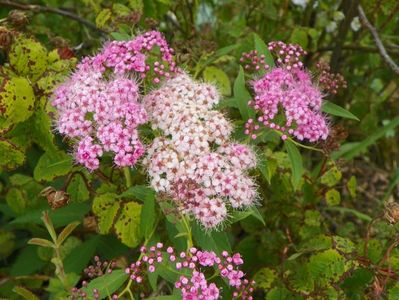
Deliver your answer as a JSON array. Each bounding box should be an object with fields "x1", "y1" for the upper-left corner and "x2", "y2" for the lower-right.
[{"x1": 358, "y1": 5, "x2": 399, "y2": 74}]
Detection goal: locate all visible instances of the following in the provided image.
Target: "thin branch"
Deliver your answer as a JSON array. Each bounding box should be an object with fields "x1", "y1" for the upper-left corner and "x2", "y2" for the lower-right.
[
  {"x1": 358, "y1": 5, "x2": 399, "y2": 74},
  {"x1": 317, "y1": 45, "x2": 399, "y2": 56},
  {"x1": 0, "y1": 0, "x2": 106, "y2": 35}
]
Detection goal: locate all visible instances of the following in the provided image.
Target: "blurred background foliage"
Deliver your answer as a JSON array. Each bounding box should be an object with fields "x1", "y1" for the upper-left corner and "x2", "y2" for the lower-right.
[{"x1": 1, "y1": 0, "x2": 399, "y2": 299}]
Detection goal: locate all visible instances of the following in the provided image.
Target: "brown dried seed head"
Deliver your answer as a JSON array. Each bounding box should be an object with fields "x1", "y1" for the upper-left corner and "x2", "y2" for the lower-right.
[
  {"x1": 7, "y1": 10, "x2": 29, "y2": 27},
  {"x1": 384, "y1": 201, "x2": 399, "y2": 224}
]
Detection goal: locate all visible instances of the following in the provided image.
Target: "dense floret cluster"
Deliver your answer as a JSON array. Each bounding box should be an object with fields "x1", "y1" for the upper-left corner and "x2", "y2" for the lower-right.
[
  {"x1": 143, "y1": 74, "x2": 257, "y2": 228},
  {"x1": 243, "y1": 41, "x2": 330, "y2": 142},
  {"x1": 125, "y1": 244, "x2": 255, "y2": 300},
  {"x1": 53, "y1": 31, "x2": 178, "y2": 170},
  {"x1": 53, "y1": 69, "x2": 147, "y2": 170}
]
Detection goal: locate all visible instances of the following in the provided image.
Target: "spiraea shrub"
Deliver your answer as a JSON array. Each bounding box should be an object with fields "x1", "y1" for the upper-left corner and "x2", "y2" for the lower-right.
[{"x1": 1, "y1": 1, "x2": 399, "y2": 299}]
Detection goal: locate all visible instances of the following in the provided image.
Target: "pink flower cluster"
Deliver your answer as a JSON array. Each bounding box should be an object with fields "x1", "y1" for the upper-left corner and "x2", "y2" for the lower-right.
[
  {"x1": 243, "y1": 41, "x2": 330, "y2": 142},
  {"x1": 81, "y1": 30, "x2": 177, "y2": 82},
  {"x1": 123, "y1": 243, "x2": 254, "y2": 300},
  {"x1": 53, "y1": 68, "x2": 147, "y2": 170},
  {"x1": 143, "y1": 74, "x2": 257, "y2": 228},
  {"x1": 247, "y1": 67, "x2": 329, "y2": 142},
  {"x1": 53, "y1": 31, "x2": 177, "y2": 170}
]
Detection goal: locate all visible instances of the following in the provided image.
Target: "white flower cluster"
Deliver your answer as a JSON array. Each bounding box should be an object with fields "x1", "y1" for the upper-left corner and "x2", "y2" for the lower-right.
[{"x1": 143, "y1": 74, "x2": 258, "y2": 228}]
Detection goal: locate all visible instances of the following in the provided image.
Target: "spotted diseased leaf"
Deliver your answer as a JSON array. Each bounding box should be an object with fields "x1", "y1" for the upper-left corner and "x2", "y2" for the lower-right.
[
  {"x1": 92, "y1": 193, "x2": 120, "y2": 234},
  {"x1": 333, "y1": 236, "x2": 355, "y2": 254},
  {"x1": 114, "y1": 201, "x2": 142, "y2": 247},
  {"x1": 67, "y1": 174, "x2": 90, "y2": 203},
  {"x1": 9, "y1": 37, "x2": 48, "y2": 81},
  {"x1": 325, "y1": 189, "x2": 341, "y2": 206},
  {"x1": 307, "y1": 249, "x2": 346, "y2": 286},
  {"x1": 0, "y1": 77, "x2": 35, "y2": 130},
  {"x1": 320, "y1": 166, "x2": 342, "y2": 187},
  {"x1": 0, "y1": 140, "x2": 25, "y2": 170},
  {"x1": 203, "y1": 66, "x2": 231, "y2": 95},
  {"x1": 33, "y1": 150, "x2": 73, "y2": 182}
]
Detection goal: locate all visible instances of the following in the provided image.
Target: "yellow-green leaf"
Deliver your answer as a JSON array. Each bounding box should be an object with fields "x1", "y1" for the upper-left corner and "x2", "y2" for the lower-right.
[
  {"x1": 92, "y1": 193, "x2": 120, "y2": 234},
  {"x1": 115, "y1": 201, "x2": 142, "y2": 247},
  {"x1": 9, "y1": 37, "x2": 47, "y2": 81},
  {"x1": 325, "y1": 189, "x2": 341, "y2": 206},
  {"x1": 203, "y1": 66, "x2": 231, "y2": 96},
  {"x1": 0, "y1": 77, "x2": 35, "y2": 129}
]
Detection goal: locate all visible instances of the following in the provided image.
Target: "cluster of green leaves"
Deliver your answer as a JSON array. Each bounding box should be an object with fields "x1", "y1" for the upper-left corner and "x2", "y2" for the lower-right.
[{"x1": 1, "y1": 0, "x2": 399, "y2": 299}]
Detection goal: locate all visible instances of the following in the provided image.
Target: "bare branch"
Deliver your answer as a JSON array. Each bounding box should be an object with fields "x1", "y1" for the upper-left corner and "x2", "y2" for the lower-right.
[
  {"x1": 0, "y1": 0, "x2": 106, "y2": 35},
  {"x1": 358, "y1": 5, "x2": 399, "y2": 74}
]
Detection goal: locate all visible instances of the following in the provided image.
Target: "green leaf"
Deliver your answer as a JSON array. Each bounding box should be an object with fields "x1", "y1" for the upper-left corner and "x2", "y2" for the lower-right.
[
  {"x1": 13, "y1": 286, "x2": 39, "y2": 300},
  {"x1": 325, "y1": 189, "x2": 341, "y2": 206},
  {"x1": 266, "y1": 287, "x2": 296, "y2": 300},
  {"x1": 64, "y1": 236, "x2": 101, "y2": 274},
  {"x1": 5, "y1": 187, "x2": 26, "y2": 214},
  {"x1": 9, "y1": 37, "x2": 48, "y2": 81},
  {"x1": 333, "y1": 236, "x2": 355, "y2": 254},
  {"x1": 337, "y1": 116, "x2": 399, "y2": 160},
  {"x1": 388, "y1": 282, "x2": 399, "y2": 300},
  {"x1": 307, "y1": 249, "x2": 346, "y2": 285},
  {"x1": 110, "y1": 32, "x2": 131, "y2": 41},
  {"x1": 67, "y1": 174, "x2": 90, "y2": 202},
  {"x1": 33, "y1": 150, "x2": 73, "y2": 181},
  {"x1": 30, "y1": 109, "x2": 56, "y2": 152},
  {"x1": 253, "y1": 33, "x2": 275, "y2": 67},
  {"x1": 140, "y1": 190, "x2": 156, "y2": 239},
  {"x1": 254, "y1": 268, "x2": 277, "y2": 289},
  {"x1": 347, "y1": 175, "x2": 357, "y2": 198},
  {"x1": 0, "y1": 77, "x2": 35, "y2": 129},
  {"x1": 0, "y1": 229, "x2": 15, "y2": 259},
  {"x1": 192, "y1": 222, "x2": 231, "y2": 253},
  {"x1": 10, "y1": 245, "x2": 46, "y2": 276},
  {"x1": 285, "y1": 140, "x2": 304, "y2": 190},
  {"x1": 203, "y1": 66, "x2": 231, "y2": 95},
  {"x1": 28, "y1": 238, "x2": 55, "y2": 248},
  {"x1": 92, "y1": 193, "x2": 120, "y2": 234},
  {"x1": 257, "y1": 152, "x2": 273, "y2": 183},
  {"x1": 320, "y1": 167, "x2": 342, "y2": 187},
  {"x1": 0, "y1": 140, "x2": 25, "y2": 170},
  {"x1": 114, "y1": 201, "x2": 142, "y2": 247},
  {"x1": 322, "y1": 101, "x2": 359, "y2": 121},
  {"x1": 96, "y1": 9, "x2": 112, "y2": 29},
  {"x1": 121, "y1": 185, "x2": 156, "y2": 202},
  {"x1": 231, "y1": 206, "x2": 265, "y2": 225},
  {"x1": 56, "y1": 221, "x2": 80, "y2": 246},
  {"x1": 233, "y1": 66, "x2": 254, "y2": 120},
  {"x1": 9, "y1": 202, "x2": 90, "y2": 228},
  {"x1": 324, "y1": 206, "x2": 371, "y2": 222},
  {"x1": 290, "y1": 27, "x2": 309, "y2": 48},
  {"x1": 83, "y1": 269, "x2": 128, "y2": 299}
]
